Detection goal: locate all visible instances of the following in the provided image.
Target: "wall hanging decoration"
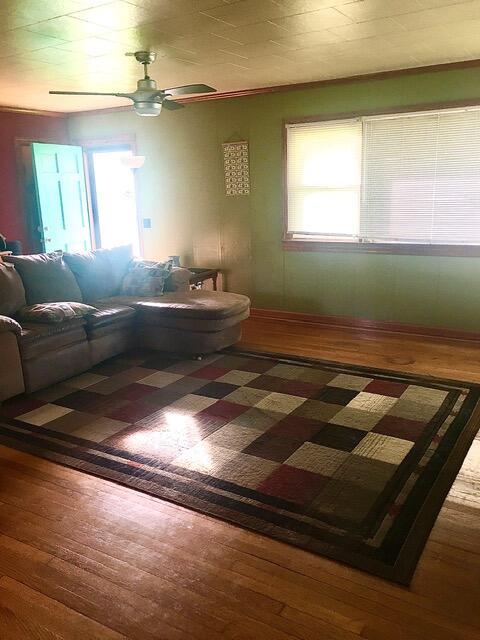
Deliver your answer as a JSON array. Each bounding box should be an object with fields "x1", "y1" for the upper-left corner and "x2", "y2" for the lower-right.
[{"x1": 222, "y1": 141, "x2": 250, "y2": 196}]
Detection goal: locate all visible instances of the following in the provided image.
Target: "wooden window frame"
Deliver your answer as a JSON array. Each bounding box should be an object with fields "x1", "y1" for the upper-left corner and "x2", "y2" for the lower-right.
[{"x1": 282, "y1": 99, "x2": 480, "y2": 257}]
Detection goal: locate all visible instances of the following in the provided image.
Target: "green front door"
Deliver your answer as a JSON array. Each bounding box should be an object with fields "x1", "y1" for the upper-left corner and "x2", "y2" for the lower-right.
[{"x1": 32, "y1": 143, "x2": 92, "y2": 253}]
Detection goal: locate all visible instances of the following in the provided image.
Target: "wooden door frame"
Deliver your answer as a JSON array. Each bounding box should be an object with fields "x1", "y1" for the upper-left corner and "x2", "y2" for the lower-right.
[{"x1": 75, "y1": 135, "x2": 144, "y2": 255}]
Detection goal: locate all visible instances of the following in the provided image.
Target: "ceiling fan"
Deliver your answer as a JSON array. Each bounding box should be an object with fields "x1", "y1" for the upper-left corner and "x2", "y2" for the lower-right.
[{"x1": 49, "y1": 50, "x2": 216, "y2": 116}]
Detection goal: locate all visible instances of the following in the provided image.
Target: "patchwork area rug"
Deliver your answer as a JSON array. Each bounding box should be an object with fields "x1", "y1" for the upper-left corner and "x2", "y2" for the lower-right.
[{"x1": 1, "y1": 349, "x2": 479, "y2": 584}]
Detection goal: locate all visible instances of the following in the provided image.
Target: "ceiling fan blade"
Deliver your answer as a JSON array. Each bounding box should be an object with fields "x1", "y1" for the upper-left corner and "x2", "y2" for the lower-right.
[
  {"x1": 162, "y1": 84, "x2": 216, "y2": 96},
  {"x1": 49, "y1": 90, "x2": 125, "y2": 97},
  {"x1": 162, "y1": 99, "x2": 185, "y2": 111}
]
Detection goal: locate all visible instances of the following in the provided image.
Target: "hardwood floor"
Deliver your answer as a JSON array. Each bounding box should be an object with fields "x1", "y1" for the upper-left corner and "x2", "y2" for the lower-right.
[{"x1": 0, "y1": 316, "x2": 479, "y2": 640}]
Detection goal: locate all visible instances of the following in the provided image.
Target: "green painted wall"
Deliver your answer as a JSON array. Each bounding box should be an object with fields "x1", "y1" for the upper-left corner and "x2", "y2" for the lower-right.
[{"x1": 68, "y1": 66, "x2": 480, "y2": 331}]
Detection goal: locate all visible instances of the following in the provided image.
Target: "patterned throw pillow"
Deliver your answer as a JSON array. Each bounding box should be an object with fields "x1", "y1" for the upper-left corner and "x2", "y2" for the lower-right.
[
  {"x1": 17, "y1": 302, "x2": 97, "y2": 324},
  {"x1": 121, "y1": 259, "x2": 173, "y2": 297}
]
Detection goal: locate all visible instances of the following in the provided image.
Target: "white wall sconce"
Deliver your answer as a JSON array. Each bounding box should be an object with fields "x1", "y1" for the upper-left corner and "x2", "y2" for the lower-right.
[{"x1": 121, "y1": 155, "x2": 145, "y2": 169}]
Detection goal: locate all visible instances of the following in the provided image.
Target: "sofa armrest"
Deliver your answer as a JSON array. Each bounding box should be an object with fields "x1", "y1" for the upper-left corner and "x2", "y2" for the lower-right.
[
  {"x1": 165, "y1": 267, "x2": 193, "y2": 293},
  {"x1": 0, "y1": 318, "x2": 25, "y2": 400},
  {"x1": 0, "y1": 315, "x2": 22, "y2": 336}
]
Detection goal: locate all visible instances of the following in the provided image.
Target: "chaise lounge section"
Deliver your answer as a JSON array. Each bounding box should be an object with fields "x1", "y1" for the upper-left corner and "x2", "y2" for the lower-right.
[
  {"x1": 107, "y1": 290, "x2": 250, "y2": 354},
  {"x1": 0, "y1": 246, "x2": 250, "y2": 399}
]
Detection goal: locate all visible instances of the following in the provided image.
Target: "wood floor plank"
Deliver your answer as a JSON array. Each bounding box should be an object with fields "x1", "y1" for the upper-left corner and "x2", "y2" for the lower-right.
[
  {"x1": 0, "y1": 516, "x2": 336, "y2": 640},
  {"x1": 0, "y1": 503, "x2": 336, "y2": 639},
  {"x1": 0, "y1": 317, "x2": 478, "y2": 639},
  {"x1": 229, "y1": 558, "x2": 480, "y2": 639},
  {"x1": 0, "y1": 605, "x2": 63, "y2": 640},
  {"x1": 0, "y1": 577, "x2": 125, "y2": 640},
  {"x1": 0, "y1": 536, "x2": 195, "y2": 640},
  {"x1": 230, "y1": 549, "x2": 480, "y2": 631}
]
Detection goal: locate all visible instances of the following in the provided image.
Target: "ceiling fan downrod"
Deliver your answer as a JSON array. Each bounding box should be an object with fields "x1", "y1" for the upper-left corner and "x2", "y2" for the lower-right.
[{"x1": 127, "y1": 50, "x2": 157, "y2": 80}]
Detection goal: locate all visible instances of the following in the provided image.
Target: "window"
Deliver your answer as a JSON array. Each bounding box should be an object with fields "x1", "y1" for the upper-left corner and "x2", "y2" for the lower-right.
[{"x1": 285, "y1": 107, "x2": 480, "y2": 253}]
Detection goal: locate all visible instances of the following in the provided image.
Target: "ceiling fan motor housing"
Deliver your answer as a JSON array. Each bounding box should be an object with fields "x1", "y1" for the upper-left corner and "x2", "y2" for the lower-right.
[
  {"x1": 137, "y1": 77, "x2": 158, "y2": 91},
  {"x1": 133, "y1": 77, "x2": 163, "y2": 115}
]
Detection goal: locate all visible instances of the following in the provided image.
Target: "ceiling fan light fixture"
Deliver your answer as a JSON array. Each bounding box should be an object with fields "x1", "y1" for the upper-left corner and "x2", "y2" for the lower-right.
[
  {"x1": 134, "y1": 101, "x2": 162, "y2": 116},
  {"x1": 49, "y1": 51, "x2": 216, "y2": 116}
]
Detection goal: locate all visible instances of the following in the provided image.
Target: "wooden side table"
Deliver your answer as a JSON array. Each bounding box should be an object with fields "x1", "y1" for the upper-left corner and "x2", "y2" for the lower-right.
[{"x1": 188, "y1": 268, "x2": 219, "y2": 291}]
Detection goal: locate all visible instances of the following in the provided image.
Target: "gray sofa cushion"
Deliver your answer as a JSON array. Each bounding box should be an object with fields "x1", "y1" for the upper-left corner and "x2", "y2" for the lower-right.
[
  {"x1": 0, "y1": 261, "x2": 26, "y2": 315},
  {"x1": 133, "y1": 290, "x2": 250, "y2": 319},
  {"x1": 86, "y1": 302, "x2": 136, "y2": 329},
  {"x1": 19, "y1": 318, "x2": 87, "y2": 360},
  {"x1": 98, "y1": 291, "x2": 250, "y2": 319},
  {"x1": 4, "y1": 252, "x2": 82, "y2": 305},
  {"x1": 64, "y1": 245, "x2": 133, "y2": 302},
  {"x1": 16, "y1": 302, "x2": 96, "y2": 324}
]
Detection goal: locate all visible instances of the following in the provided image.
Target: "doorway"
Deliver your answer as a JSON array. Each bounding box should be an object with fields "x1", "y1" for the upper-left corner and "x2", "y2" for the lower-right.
[
  {"x1": 16, "y1": 141, "x2": 142, "y2": 255},
  {"x1": 88, "y1": 147, "x2": 141, "y2": 255}
]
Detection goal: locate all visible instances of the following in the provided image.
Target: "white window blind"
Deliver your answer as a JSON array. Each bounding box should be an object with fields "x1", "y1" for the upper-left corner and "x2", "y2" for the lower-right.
[
  {"x1": 286, "y1": 119, "x2": 362, "y2": 238},
  {"x1": 362, "y1": 109, "x2": 480, "y2": 244},
  {"x1": 286, "y1": 107, "x2": 480, "y2": 245}
]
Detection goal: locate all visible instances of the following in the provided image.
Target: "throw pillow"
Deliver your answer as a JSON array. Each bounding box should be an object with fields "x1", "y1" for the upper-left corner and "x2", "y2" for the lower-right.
[
  {"x1": 0, "y1": 261, "x2": 26, "y2": 316},
  {"x1": 4, "y1": 252, "x2": 83, "y2": 305},
  {"x1": 164, "y1": 267, "x2": 193, "y2": 293},
  {"x1": 64, "y1": 245, "x2": 133, "y2": 302},
  {"x1": 16, "y1": 302, "x2": 96, "y2": 324},
  {"x1": 121, "y1": 259, "x2": 173, "y2": 297}
]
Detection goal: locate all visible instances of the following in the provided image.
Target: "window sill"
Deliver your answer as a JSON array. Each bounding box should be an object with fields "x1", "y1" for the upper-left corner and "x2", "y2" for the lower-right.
[{"x1": 282, "y1": 239, "x2": 480, "y2": 257}]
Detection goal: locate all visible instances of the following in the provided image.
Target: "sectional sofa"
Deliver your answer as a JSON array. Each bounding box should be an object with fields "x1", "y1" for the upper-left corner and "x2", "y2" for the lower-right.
[{"x1": 0, "y1": 246, "x2": 249, "y2": 401}]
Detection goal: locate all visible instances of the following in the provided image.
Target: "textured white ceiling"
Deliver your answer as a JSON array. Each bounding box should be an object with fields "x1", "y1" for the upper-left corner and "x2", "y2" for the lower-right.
[{"x1": 1, "y1": 0, "x2": 479, "y2": 112}]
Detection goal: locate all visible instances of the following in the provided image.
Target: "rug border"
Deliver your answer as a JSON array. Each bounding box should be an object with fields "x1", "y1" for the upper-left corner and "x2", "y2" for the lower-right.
[{"x1": 388, "y1": 394, "x2": 480, "y2": 583}]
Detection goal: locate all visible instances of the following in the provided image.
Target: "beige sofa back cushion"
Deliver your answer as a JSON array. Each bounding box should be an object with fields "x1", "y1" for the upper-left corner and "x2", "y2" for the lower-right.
[
  {"x1": 64, "y1": 245, "x2": 133, "y2": 302},
  {"x1": 4, "y1": 252, "x2": 83, "y2": 305},
  {"x1": 0, "y1": 261, "x2": 26, "y2": 316}
]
